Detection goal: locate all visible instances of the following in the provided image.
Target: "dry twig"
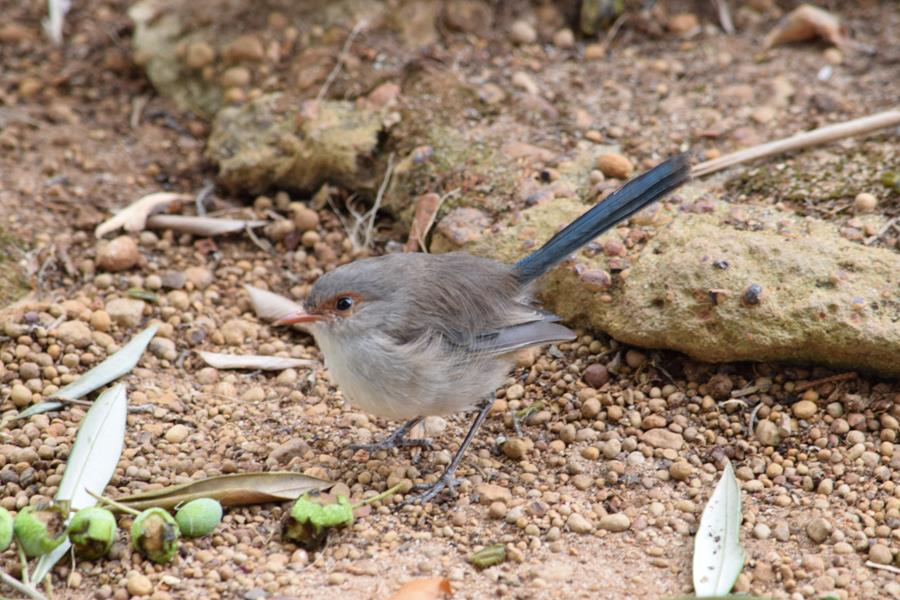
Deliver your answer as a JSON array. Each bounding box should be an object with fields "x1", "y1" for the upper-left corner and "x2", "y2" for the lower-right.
[
  {"x1": 794, "y1": 372, "x2": 857, "y2": 392},
  {"x1": 316, "y1": 20, "x2": 368, "y2": 102}
]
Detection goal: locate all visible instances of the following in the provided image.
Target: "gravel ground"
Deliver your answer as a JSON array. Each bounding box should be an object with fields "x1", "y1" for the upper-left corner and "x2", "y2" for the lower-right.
[{"x1": 1, "y1": 1, "x2": 899, "y2": 599}]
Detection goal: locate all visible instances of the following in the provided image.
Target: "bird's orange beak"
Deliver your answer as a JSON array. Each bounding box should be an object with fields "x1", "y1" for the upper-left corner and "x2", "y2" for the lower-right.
[{"x1": 274, "y1": 308, "x2": 323, "y2": 325}]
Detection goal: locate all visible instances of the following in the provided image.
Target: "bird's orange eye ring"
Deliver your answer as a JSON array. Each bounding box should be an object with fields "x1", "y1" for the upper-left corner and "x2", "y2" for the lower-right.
[{"x1": 335, "y1": 296, "x2": 354, "y2": 311}]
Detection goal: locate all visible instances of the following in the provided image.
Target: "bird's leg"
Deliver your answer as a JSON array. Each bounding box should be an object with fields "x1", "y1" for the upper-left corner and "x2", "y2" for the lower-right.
[
  {"x1": 406, "y1": 395, "x2": 495, "y2": 504},
  {"x1": 348, "y1": 416, "x2": 432, "y2": 452}
]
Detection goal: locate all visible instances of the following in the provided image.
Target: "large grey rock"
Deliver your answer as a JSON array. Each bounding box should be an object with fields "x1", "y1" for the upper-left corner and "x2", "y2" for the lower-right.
[{"x1": 460, "y1": 187, "x2": 900, "y2": 375}]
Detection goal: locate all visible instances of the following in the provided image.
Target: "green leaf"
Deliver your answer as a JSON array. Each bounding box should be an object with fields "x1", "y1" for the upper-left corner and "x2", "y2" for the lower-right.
[
  {"x1": 693, "y1": 459, "x2": 745, "y2": 597},
  {"x1": 10, "y1": 401, "x2": 66, "y2": 422},
  {"x1": 468, "y1": 544, "x2": 506, "y2": 569},
  {"x1": 114, "y1": 472, "x2": 333, "y2": 511},
  {"x1": 32, "y1": 384, "x2": 128, "y2": 584},
  {"x1": 52, "y1": 323, "x2": 159, "y2": 400}
]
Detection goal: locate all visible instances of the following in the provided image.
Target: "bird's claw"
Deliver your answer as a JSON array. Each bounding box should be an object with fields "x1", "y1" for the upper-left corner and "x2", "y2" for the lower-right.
[{"x1": 404, "y1": 474, "x2": 464, "y2": 505}]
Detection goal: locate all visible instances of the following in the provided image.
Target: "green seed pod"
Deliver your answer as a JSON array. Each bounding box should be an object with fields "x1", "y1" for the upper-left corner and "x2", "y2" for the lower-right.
[
  {"x1": 284, "y1": 494, "x2": 353, "y2": 550},
  {"x1": 0, "y1": 507, "x2": 13, "y2": 552},
  {"x1": 67, "y1": 507, "x2": 118, "y2": 560},
  {"x1": 175, "y1": 498, "x2": 222, "y2": 538},
  {"x1": 130, "y1": 507, "x2": 180, "y2": 563},
  {"x1": 13, "y1": 505, "x2": 68, "y2": 557}
]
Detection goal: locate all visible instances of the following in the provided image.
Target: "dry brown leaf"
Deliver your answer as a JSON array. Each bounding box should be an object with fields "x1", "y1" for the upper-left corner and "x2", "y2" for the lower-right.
[
  {"x1": 404, "y1": 193, "x2": 443, "y2": 252},
  {"x1": 387, "y1": 578, "x2": 452, "y2": 600},
  {"x1": 764, "y1": 4, "x2": 847, "y2": 49},
  {"x1": 197, "y1": 351, "x2": 315, "y2": 371},
  {"x1": 145, "y1": 214, "x2": 267, "y2": 236},
  {"x1": 95, "y1": 192, "x2": 190, "y2": 238},
  {"x1": 115, "y1": 472, "x2": 332, "y2": 511},
  {"x1": 244, "y1": 285, "x2": 304, "y2": 322}
]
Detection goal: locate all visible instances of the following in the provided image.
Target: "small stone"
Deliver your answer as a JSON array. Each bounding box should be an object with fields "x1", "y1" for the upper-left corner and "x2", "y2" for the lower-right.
[
  {"x1": 669, "y1": 461, "x2": 693, "y2": 481},
  {"x1": 291, "y1": 205, "x2": 319, "y2": 232},
  {"x1": 11, "y1": 383, "x2": 32, "y2": 408},
  {"x1": 598, "y1": 513, "x2": 630, "y2": 532},
  {"x1": 270, "y1": 439, "x2": 308, "y2": 463},
  {"x1": 56, "y1": 320, "x2": 92, "y2": 348},
  {"x1": 220, "y1": 66, "x2": 251, "y2": 88},
  {"x1": 501, "y1": 437, "x2": 531, "y2": 460},
  {"x1": 580, "y1": 269, "x2": 611, "y2": 292},
  {"x1": 164, "y1": 424, "x2": 190, "y2": 444},
  {"x1": 751, "y1": 106, "x2": 776, "y2": 124},
  {"x1": 509, "y1": 20, "x2": 537, "y2": 44},
  {"x1": 511, "y1": 71, "x2": 539, "y2": 96},
  {"x1": 478, "y1": 83, "x2": 506, "y2": 105},
  {"x1": 488, "y1": 502, "x2": 506, "y2": 519},
  {"x1": 476, "y1": 484, "x2": 511, "y2": 504},
  {"x1": 580, "y1": 396, "x2": 601, "y2": 419},
  {"x1": 667, "y1": 13, "x2": 699, "y2": 35},
  {"x1": 641, "y1": 429, "x2": 684, "y2": 450},
  {"x1": 184, "y1": 267, "x2": 213, "y2": 290},
  {"x1": 755, "y1": 420, "x2": 781, "y2": 447},
  {"x1": 90, "y1": 310, "x2": 112, "y2": 332},
  {"x1": 792, "y1": 400, "x2": 818, "y2": 420},
  {"x1": 566, "y1": 513, "x2": 593, "y2": 534},
  {"x1": 126, "y1": 573, "x2": 153, "y2": 596},
  {"x1": 624, "y1": 350, "x2": 646, "y2": 369},
  {"x1": 506, "y1": 384, "x2": 525, "y2": 400},
  {"x1": 854, "y1": 192, "x2": 877, "y2": 213},
  {"x1": 584, "y1": 364, "x2": 609, "y2": 388},
  {"x1": 149, "y1": 338, "x2": 177, "y2": 361},
  {"x1": 706, "y1": 373, "x2": 733, "y2": 400},
  {"x1": 553, "y1": 28, "x2": 574, "y2": 48},
  {"x1": 184, "y1": 42, "x2": 214, "y2": 69},
  {"x1": 869, "y1": 543, "x2": 893, "y2": 565},
  {"x1": 97, "y1": 236, "x2": 139, "y2": 272},
  {"x1": 753, "y1": 523, "x2": 771, "y2": 539},
  {"x1": 823, "y1": 47, "x2": 843, "y2": 65},
  {"x1": 106, "y1": 298, "x2": 146, "y2": 328},
  {"x1": 596, "y1": 153, "x2": 634, "y2": 179},
  {"x1": 806, "y1": 518, "x2": 832, "y2": 543},
  {"x1": 224, "y1": 34, "x2": 264, "y2": 62}
]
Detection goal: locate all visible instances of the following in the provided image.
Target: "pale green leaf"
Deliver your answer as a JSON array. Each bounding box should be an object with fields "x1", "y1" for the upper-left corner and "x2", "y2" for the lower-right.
[
  {"x1": 33, "y1": 384, "x2": 128, "y2": 584},
  {"x1": 693, "y1": 459, "x2": 745, "y2": 596},
  {"x1": 52, "y1": 323, "x2": 158, "y2": 400}
]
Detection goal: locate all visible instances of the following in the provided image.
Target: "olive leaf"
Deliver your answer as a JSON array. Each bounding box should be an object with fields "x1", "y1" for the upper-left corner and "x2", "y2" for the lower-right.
[
  {"x1": 52, "y1": 323, "x2": 159, "y2": 400},
  {"x1": 197, "y1": 351, "x2": 315, "y2": 371},
  {"x1": 114, "y1": 472, "x2": 333, "y2": 511},
  {"x1": 32, "y1": 384, "x2": 128, "y2": 584},
  {"x1": 693, "y1": 459, "x2": 745, "y2": 596}
]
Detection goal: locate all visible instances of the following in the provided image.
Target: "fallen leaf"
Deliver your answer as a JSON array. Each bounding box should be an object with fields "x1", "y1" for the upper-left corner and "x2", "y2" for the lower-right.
[
  {"x1": 387, "y1": 578, "x2": 452, "y2": 600},
  {"x1": 6, "y1": 400, "x2": 65, "y2": 423},
  {"x1": 404, "y1": 193, "x2": 443, "y2": 252},
  {"x1": 468, "y1": 544, "x2": 506, "y2": 569},
  {"x1": 693, "y1": 459, "x2": 745, "y2": 597},
  {"x1": 95, "y1": 192, "x2": 190, "y2": 238},
  {"x1": 33, "y1": 384, "x2": 128, "y2": 584},
  {"x1": 764, "y1": 4, "x2": 847, "y2": 49},
  {"x1": 197, "y1": 351, "x2": 315, "y2": 371},
  {"x1": 146, "y1": 214, "x2": 267, "y2": 236},
  {"x1": 114, "y1": 472, "x2": 333, "y2": 511},
  {"x1": 244, "y1": 285, "x2": 304, "y2": 322},
  {"x1": 51, "y1": 324, "x2": 159, "y2": 401}
]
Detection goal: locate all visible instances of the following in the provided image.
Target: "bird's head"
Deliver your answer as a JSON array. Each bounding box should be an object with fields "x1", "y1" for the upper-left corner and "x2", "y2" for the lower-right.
[{"x1": 275, "y1": 258, "x2": 403, "y2": 338}]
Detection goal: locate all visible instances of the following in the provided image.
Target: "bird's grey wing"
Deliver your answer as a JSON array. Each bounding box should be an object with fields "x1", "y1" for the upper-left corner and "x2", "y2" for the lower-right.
[{"x1": 468, "y1": 320, "x2": 576, "y2": 355}]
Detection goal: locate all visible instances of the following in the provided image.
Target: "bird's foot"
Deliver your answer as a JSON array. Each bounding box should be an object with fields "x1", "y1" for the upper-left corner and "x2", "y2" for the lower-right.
[
  {"x1": 404, "y1": 472, "x2": 464, "y2": 505},
  {"x1": 348, "y1": 437, "x2": 433, "y2": 453}
]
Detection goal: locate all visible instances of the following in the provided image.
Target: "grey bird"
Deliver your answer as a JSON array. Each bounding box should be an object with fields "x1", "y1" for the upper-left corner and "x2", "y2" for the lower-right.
[{"x1": 277, "y1": 153, "x2": 691, "y2": 503}]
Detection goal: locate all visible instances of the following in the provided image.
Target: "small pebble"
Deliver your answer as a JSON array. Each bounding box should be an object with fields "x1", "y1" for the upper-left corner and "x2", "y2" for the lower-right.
[
  {"x1": 97, "y1": 236, "x2": 139, "y2": 272},
  {"x1": 126, "y1": 573, "x2": 153, "y2": 596},
  {"x1": 806, "y1": 518, "x2": 832, "y2": 543},
  {"x1": 584, "y1": 364, "x2": 609, "y2": 388},
  {"x1": 566, "y1": 513, "x2": 593, "y2": 534},
  {"x1": 509, "y1": 20, "x2": 537, "y2": 45},
  {"x1": 792, "y1": 400, "x2": 817, "y2": 420},
  {"x1": 596, "y1": 153, "x2": 634, "y2": 179},
  {"x1": 598, "y1": 513, "x2": 630, "y2": 532},
  {"x1": 854, "y1": 192, "x2": 877, "y2": 212},
  {"x1": 165, "y1": 424, "x2": 190, "y2": 444},
  {"x1": 869, "y1": 543, "x2": 893, "y2": 565}
]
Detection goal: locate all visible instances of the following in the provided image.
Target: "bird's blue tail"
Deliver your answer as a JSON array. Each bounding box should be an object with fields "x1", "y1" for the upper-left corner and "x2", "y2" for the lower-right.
[{"x1": 513, "y1": 153, "x2": 691, "y2": 284}]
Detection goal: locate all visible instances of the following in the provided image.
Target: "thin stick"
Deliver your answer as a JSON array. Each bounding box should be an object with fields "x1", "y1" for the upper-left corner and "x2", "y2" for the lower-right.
[
  {"x1": 194, "y1": 181, "x2": 215, "y2": 217},
  {"x1": 18, "y1": 546, "x2": 30, "y2": 587},
  {"x1": 712, "y1": 0, "x2": 735, "y2": 34},
  {"x1": 316, "y1": 20, "x2": 368, "y2": 102},
  {"x1": 692, "y1": 110, "x2": 900, "y2": 177},
  {"x1": 362, "y1": 153, "x2": 395, "y2": 250},
  {"x1": 0, "y1": 570, "x2": 48, "y2": 600},
  {"x1": 86, "y1": 489, "x2": 141, "y2": 516},
  {"x1": 794, "y1": 372, "x2": 857, "y2": 392},
  {"x1": 596, "y1": 13, "x2": 629, "y2": 56},
  {"x1": 352, "y1": 482, "x2": 404, "y2": 508},
  {"x1": 866, "y1": 561, "x2": 900, "y2": 575},
  {"x1": 865, "y1": 216, "x2": 898, "y2": 246}
]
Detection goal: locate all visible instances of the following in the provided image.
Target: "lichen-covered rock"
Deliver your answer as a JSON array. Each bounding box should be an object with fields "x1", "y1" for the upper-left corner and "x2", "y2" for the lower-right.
[
  {"x1": 461, "y1": 186, "x2": 900, "y2": 375},
  {"x1": 207, "y1": 95, "x2": 385, "y2": 195}
]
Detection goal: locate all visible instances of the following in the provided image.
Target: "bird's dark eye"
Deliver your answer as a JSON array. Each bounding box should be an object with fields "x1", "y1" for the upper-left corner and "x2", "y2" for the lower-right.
[{"x1": 335, "y1": 296, "x2": 354, "y2": 311}]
